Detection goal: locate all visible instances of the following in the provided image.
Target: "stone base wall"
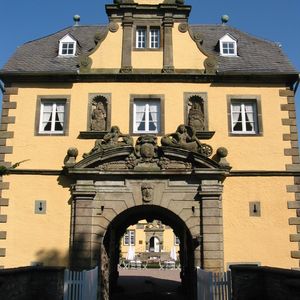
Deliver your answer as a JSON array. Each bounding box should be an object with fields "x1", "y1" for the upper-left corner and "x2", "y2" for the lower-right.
[
  {"x1": 0, "y1": 266, "x2": 64, "y2": 300},
  {"x1": 230, "y1": 265, "x2": 300, "y2": 300}
]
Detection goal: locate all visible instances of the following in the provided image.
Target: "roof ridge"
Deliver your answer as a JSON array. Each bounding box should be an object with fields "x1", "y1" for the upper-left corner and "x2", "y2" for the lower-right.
[
  {"x1": 190, "y1": 24, "x2": 279, "y2": 46},
  {"x1": 23, "y1": 24, "x2": 107, "y2": 45}
]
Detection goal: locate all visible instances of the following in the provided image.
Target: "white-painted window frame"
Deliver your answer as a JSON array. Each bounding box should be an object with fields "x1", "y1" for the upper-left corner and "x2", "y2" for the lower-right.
[
  {"x1": 124, "y1": 230, "x2": 135, "y2": 246},
  {"x1": 133, "y1": 100, "x2": 160, "y2": 134},
  {"x1": 220, "y1": 34, "x2": 237, "y2": 56},
  {"x1": 230, "y1": 101, "x2": 258, "y2": 134},
  {"x1": 149, "y1": 27, "x2": 160, "y2": 49},
  {"x1": 39, "y1": 101, "x2": 65, "y2": 134},
  {"x1": 136, "y1": 27, "x2": 147, "y2": 49},
  {"x1": 58, "y1": 34, "x2": 77, "y2": 56}
]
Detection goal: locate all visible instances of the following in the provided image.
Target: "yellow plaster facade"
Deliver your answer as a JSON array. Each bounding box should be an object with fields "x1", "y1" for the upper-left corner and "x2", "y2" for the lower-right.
[{"x1": 0, "y1": 0, "x2": 299, "y2": 275}]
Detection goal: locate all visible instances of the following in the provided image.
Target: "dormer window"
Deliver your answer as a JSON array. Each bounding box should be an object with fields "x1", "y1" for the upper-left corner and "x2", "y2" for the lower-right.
[
  {"x1": 219, "y1": 34, "x2": 237, "y2": 56},
  {"x1": 58, "y1": 34, "x2": 77, "y2": 56}
]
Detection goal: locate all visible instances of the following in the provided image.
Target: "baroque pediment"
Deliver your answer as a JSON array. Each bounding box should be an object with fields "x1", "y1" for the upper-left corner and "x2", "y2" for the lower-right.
[
  {"x1": 72, "y1": 145, "x2": 220, "y2": 171},
  {"x1": 65, "y1": 126, "x2": 230, "y2": 172}
]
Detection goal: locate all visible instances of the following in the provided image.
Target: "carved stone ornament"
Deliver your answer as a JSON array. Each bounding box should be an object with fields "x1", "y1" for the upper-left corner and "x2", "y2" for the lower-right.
[
  {"x1": 178, "y1": 23, "x2": 188, "y2": 33},
  {"x1": 83, "y1": 126, "x2": 133, "y2": 158},
  {"x1": 64, "y1": 147, "x2": 78, "y2": 167},
  {"x1": 187, "y1": 95, "x2": 206, "y2": 131},
  {"x1": 78, "y1": 125, "x2": 220, "y2": 171},
  {"x1": 126, "y1": 135, "x2": 160, "y2": 170},
  {"x1": 215, "y1": 147, "x2": 231, "y2": 170},
  {"x1": 161, "y1": 125, "x2": 212, "y2": 157},
  {"x1": 194, "y1": 32, "x2": 204, "y2": 42},
  {"x1": 94, "y1": 32, "x2": 104, "y2": 44},
  {"x1": 145, "y1": 220, "x2": 163, "y2": 230},
  {"x1": 204, "y1": 56, "x2": 217, "y2": 75},
  {"x1": 90, "y1": 96, "x2": 107, "y2": 131},
  {"x1": 79, "y1": 55, "x2": 92, "y2": 71},
  {"x1": 141, "y1": 183, "x2": 153, "y2": 203},
  {"x1": 108, "y1": 22, "x2": 119, "y2": 33}
]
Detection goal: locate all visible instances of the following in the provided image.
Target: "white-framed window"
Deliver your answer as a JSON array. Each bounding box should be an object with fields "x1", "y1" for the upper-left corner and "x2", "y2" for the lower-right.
[
  {"x1": 135, "y1": 26, "x2": 161, "y2": 49},
  {"x1": 149, "y1": 28, "x2": 160, "y2": 49},
  {"x1": 133, "y1": 100, "x2": 160, "y2": 133},
  {"x1": 220, "y1": 34, "x2": 237, "y2": 56},
  {"x1": 231, "y1": 101, "x2": 258, "y2": 134},
  {"x1": 174, "y1": 235, "x2": 180, "y2": 246},
  {"x1": 58, "y1": 34, "x2": 76, "y2": 56},
  {"x1": 124, "y1": 230, "x2": 135, "y2": 246},
  {"x1": 39, "y1": 101, "x2": 65, "y2": 134},
  {"x1": 136, "y1": 27, "x2": 147, "y2": 49}
]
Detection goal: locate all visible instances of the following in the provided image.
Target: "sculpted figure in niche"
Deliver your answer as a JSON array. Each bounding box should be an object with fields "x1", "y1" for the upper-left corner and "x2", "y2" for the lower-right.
[
  {"x1": 141, "y1": 183, "x2": 153, "y2": 202},
  {"x1": 91, "y1": 99, "x2": 107, "y2": 131},
  {"x1": 188, "y1": 97, "x2": 205, "y2": 131}
]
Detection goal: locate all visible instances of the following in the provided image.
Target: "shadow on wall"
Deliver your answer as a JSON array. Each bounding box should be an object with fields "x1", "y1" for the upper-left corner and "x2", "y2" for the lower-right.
[{"x1": 35, "y1": 249, "x2": 69, "y2": 267}]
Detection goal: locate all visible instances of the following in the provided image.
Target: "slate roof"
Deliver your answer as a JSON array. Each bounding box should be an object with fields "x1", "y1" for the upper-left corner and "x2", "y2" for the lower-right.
[{"x1": 1, "y1": 24, "x2": 297, "y2": 75}]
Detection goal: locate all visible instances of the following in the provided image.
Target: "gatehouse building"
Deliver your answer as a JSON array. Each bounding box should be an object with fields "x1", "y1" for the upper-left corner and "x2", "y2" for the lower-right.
[{"x1": 0, "y1": 0, "x2": 299, "y2": 299}]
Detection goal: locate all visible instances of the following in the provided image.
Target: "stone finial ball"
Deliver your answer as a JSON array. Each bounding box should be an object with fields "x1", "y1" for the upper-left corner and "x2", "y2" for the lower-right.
[
  {"x1": 221, "y1": 15, "x2": 229, "y2": 24},
  {"x1": 217, "y1": 147, "x2": 228, "y2": 158},
  {"x1": 67, "y1": 147, "x2": 79, "y2": 158},
  {"x1": 73, "y1": 15, "x2": 80, "y2": 22}
]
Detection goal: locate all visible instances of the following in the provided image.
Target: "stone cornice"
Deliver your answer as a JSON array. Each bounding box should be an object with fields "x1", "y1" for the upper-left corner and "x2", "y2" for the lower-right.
[
  {"x1": 6, "y1": 169, "x2": 300, "y2": 177},
  {"x1": 0, "y1": 72, "x2": 298, "y2": 85}
]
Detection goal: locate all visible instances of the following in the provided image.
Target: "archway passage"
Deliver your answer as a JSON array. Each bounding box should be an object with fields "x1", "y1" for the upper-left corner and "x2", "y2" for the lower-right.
[
  {"x1": 67, "y1": 144, "x2": 227, "y2": 299},
  {"x1": 103, "y1": 205, "x2": 195, "y2": 300},
  {"x1": 149, "y1": 236, "x2": 160, "y2": 252}
]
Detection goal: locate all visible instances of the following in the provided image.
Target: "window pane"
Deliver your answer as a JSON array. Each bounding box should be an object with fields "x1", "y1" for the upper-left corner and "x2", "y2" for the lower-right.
[
  {"x1": 231, "y1": 101, "x2": 257, "y2": 133},
  {"x1": 130, "y1": 231, "x2": 135, "y2": 246},
  {"x1": 134, "y1": 100, "x2": 160, "y2": 133},
  {"x1": 150, "y1": 28, "x2": 160, "y2": 48},
  {"x1": 222, "y1": 42, "x2": 236, "y2": 55},
  {"x1": 124, "y1": 233, "x2": 129, "y2": 245},
  {"x1": 136, "y1": 27, "x2": 146, "y2": 48},
  {"x1": 40, "y1": 101, "x2": 65, "y2": 133}
]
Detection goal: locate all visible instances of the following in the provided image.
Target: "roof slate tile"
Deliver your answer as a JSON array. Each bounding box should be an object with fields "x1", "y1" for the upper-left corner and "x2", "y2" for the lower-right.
[{"x1": 1, "y1": 24, "x2": 297, "y2": 74}]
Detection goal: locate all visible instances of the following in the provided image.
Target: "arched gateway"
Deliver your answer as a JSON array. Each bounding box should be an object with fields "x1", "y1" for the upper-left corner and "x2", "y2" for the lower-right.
[{"x1": 64, "y1": 127, "x2": 230, "y2": 300}]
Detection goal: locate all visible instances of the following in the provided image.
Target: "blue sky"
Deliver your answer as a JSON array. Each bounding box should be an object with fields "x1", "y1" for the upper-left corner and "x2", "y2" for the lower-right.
[{"x1": 0, "y1": 0, "x2": 299, "y2": 125}]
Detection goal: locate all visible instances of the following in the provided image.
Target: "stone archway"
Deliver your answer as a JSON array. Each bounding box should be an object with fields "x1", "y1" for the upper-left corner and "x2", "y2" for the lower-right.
[
  {"x1": 64, "y1": 128, "x2": 230, "y2": 299},
  {"x1": 103, "y1": 205, "x2": 195, "y2": 298}
]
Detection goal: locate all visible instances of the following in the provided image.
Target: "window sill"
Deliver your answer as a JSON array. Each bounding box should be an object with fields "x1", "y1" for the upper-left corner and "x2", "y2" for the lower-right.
[
  {"x1": 36, "y1": 132, "x2": 66, "y2": 136},
  {"x1": 133, "y1": 48, "x2": 162, "y2": 52},
  {"x1": 132, "y1": 132, "x2": 163, "y2": 136},
  {"x1": 229, "y1": 132, "x2": 263, "y2": 137}
]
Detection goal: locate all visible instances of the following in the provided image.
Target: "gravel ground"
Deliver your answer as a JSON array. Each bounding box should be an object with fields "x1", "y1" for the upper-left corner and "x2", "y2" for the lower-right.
[{"x1": 111, "y1": 268, "x2": 186, "y2": 300}]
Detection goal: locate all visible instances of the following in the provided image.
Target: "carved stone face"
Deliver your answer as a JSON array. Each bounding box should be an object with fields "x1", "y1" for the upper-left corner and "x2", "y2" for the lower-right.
[
  {"x1": 141, "y1": 183, "x2": 153, "y2": 202},
  {"x1": 177, "y1": 124, "x2": 186, "y2": 134}
]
